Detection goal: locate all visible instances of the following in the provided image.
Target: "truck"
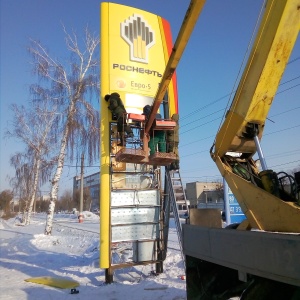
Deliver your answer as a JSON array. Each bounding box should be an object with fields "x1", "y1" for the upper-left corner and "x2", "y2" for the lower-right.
[
  {"x1": 140, "y1": 0, "x2": 300, "y2": 298},
  {"x1": 180, "y1": 0, "x2": 300, "y2": 299}
]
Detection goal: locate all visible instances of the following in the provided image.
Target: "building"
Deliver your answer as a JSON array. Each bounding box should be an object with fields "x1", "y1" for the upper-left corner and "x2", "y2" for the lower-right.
[
  {"x1": 73, "y1": 172, "x2": 100, "y2": 210},
  {"x1": 185, "y1": 181, "x2": 224, "y2": 210},
  {"x1": 41, "y1": 195, "x2": 50, "y2": 201},
  {"x1": 73, "y1": 175, "x2": 225, "y2": 212}
]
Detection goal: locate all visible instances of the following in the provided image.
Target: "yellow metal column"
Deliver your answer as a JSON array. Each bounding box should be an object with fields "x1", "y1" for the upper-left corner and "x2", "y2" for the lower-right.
[{"x1": 100, "y1": 2, "x2": 110, "y2": 269}]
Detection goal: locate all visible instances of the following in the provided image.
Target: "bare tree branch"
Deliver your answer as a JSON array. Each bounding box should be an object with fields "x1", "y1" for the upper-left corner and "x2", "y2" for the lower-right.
[
  {"x1": 26, "y1": 26, "x2": 100, "y2": 234},
  {"x1": 6, "y1": 101, "x2": 58, "y2": 224}
]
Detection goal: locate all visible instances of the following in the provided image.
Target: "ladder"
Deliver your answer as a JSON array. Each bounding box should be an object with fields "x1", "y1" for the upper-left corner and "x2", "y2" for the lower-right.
[
  {"x1": 165, "y1": 169, "x2": 188, "y2": 269},
  {"x1": 170, "y1": 170, "x2": 188, "y2": 210}
]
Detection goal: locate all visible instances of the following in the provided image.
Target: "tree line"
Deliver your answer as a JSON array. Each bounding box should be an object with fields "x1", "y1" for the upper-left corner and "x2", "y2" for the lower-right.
[
  {"x1": 3, "y1": 26, "x2": 100, "y2": 234},
  {"x1": 0, "y1": 188, "x2": 93, "y2": 220}
]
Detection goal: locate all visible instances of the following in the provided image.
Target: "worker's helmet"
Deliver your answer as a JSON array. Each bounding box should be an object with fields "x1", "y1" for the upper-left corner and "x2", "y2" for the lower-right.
[
  {"x1": 143, "y1": 105, "x2": 151, "y2": 115},
  {"x1": 171, "y1": 114, "x2": 179, "y2": 121},
  {"x1": 110, "y1": 92, "x2": 120, "y2": 98}
]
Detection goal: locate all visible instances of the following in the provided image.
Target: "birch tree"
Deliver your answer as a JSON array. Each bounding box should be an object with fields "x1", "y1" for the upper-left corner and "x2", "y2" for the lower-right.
[
  {"x1": 9, "y1": 152, "x2": 34, "y2": 222},
  {"x1": 7, "y1": 103, "x2": 57, "y2": 224},
  {"x1": 0, "y1": 190, "x2": 14, "y2": 216},
  {"x1": 28, "y1": 26, "x2": 100, "y2": 235}
]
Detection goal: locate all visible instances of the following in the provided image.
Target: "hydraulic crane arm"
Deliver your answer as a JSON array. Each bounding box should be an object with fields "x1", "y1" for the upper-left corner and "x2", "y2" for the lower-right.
[
  {"x1": 213, "y1": 0, "x2": 300, "y2": 159},
  {"x1": 145, "y1": 0, "x2": 206, "y2": 134},
  {"x1": 210, "y1": 0, "x2": 300, "y2": 233}
]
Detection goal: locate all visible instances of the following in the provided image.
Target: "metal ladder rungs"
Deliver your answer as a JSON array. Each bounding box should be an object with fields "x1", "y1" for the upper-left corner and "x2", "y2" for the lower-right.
[{"x1": 165, "y1": 169, "x2": 189, "y2": 271}]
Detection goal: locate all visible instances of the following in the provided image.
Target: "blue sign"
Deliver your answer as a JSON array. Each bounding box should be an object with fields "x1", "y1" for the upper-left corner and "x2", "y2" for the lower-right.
[{"x1": 228, "y1": 191, "x2": 246, "y2": 223}]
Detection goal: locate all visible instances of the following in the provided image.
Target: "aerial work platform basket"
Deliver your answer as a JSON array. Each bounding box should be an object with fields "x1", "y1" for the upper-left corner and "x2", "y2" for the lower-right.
[
  {"x1": 148, "y1": 152, "x2": 177, "y2": 166},
  {"x1": 115, "y1": 148, "x2": 176, "y2": 165},
  {"x1": 114, "y1": 114, "x2": 177, "y2": 166},
  {"x1": 115, "y1": 148, "x2": 148, "y2": 164}
]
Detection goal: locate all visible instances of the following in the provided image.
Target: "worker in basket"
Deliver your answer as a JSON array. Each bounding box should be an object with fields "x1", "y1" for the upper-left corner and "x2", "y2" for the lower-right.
[
  {"x1": 142, "y1": 105, "x2": 166, "y2": 155},
  {"x1": 167, "y1": 113, "x2": 180, "y2": 170},
  {"x1": 105, "y1": 93, "x2": 134, "y2": 146}
]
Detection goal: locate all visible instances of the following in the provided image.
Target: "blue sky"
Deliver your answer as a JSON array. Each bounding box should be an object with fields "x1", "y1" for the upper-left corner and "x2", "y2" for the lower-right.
[{"x1": 1, "y1": 0, "x2": 300, "y2": 195}]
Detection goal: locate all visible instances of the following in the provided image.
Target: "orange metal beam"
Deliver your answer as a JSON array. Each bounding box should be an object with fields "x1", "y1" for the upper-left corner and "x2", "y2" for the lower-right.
[{"x1": 144, "y1": 0, "x2": 206, "y2": 133}]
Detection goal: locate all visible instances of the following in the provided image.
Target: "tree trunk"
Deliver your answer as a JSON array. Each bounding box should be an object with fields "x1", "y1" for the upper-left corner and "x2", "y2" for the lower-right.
[
  {"x1": 44, "y1": 131, "x2": 69, "y2": 234},
  {"x1": 25, "y1": 157, "x2": 40, "y2": 225},
  {"x1": 21, "y1": 201, "x2": 29, "y2": 224},
  {"x1": 44, "y1": 100, "x2": 76, "y2": 235}
]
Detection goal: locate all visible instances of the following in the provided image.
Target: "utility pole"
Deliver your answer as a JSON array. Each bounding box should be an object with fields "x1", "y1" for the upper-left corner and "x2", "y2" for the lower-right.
[{"x1": 79, "y1": 153, "x2": 84, "y2": 223}]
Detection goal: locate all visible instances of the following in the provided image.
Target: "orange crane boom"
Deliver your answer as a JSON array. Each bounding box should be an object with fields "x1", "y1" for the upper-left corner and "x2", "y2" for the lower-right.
[{"x1": 144, "y1": 0, "x2": 206, "y2": 134}]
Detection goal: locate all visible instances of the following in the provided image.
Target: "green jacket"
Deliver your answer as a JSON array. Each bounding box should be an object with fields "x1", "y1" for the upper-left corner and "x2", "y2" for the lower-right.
[
  {"x1": 108, "y1": 93, "x2": 126, "y2": 118},
  {"x1": 167, "y1": 113, "x2": 179, "y2": 143}
]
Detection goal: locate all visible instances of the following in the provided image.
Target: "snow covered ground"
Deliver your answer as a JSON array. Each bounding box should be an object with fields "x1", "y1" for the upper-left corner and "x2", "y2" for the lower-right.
[{"x1": 0, "y1": 212, "x2": 187, "y2": 299}]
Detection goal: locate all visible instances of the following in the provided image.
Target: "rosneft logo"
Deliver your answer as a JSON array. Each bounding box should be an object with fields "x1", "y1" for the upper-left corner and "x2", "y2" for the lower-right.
[{"x1": 121, "y1": 14, "x2": 155, "y2": 64}]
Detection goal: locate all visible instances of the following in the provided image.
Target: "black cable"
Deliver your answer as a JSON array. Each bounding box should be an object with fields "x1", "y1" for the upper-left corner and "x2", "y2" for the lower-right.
[
  {"x1": 270, "y1": 159, "x2": 300, "y2": 169},
  {"x1": 181, "y1": 116, "x2": 222, "y2": 134},
  {"x1": 180, "y1": 93, "x2": 232, "y2": 121},
  {"x1": 181, "y1": 108, "x2": 224, "y2": 128},
  {"x1": 180, "y1": 90, "x2": 300, "y2": 146},
  {"x1": 180, "y1": 75, "x2": 300, "y2": 129},
  {"x1": 264, "y1": 124, "x2": 300, "y2": 136}
]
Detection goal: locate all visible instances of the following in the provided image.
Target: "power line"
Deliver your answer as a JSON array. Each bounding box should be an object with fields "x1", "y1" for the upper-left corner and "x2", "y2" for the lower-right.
[
  {"x1": 180, "y1": 135, "x2": 215, "y2": 147},
  {"x1": 180, "y1": 124, "x2": 300, "y2": 159},
  {"x1": 277, "y1": 83, "x2": 300, "y2": 95},
  {"x1": 266, "y1": 149, "x2": 300, "y2": 159},
  {"x1": 264, "y1": 124, "x2": 300, "y2": 136},
  {"x1": 287, "y1": 56, "x2": 300, "y2": 65},
  {"x1": 181, "y1": 116, "x2": 222, "y2": 134},
  {"x1": 180, "y1": 74, "x2": 300, "y2": 128},
  {"x1": 179, "y1": 86, "x2": 299, "y2": 137},
  {"x1": 180, "y1": 105, "x2": 300, "y2": 146},
  {"x1": 181, "y1": 149, "x2": 207, "y2": 158},
  {"x1": 270, "y1": 159, "x2": 300, "y2": 169},
  {"x1": 181, "y1": 108, "x2": 224, "y2": 128},
  {"x1": 180, "y1": 122, "x2": 299, "y2": 148},
  {"x1": 269, "y1": 106, "x2": 300, "y2": 118},
  {"x1": 278, "y1": 75, "x2": 300, "y2": 86},
  {"x1": 180, "y1": 93, "x2": 232, "y2": 122},
  {"x1": 180, "y1": 91, "x2": 300, "y2": 147}
]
